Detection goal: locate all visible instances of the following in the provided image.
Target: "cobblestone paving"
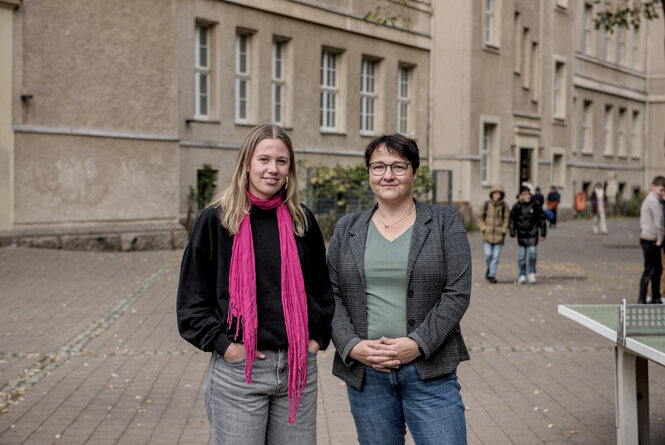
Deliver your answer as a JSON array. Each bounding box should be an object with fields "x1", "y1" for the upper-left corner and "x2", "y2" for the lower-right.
[{"x1": 0, "y1": 217, "x2": 663, "y2": 444}]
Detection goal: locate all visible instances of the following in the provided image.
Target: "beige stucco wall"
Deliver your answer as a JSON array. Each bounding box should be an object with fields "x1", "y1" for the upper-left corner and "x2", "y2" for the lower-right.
[
  {"x1": 0, "y1": 4, "x2": 16, "y2": 229},
  {"x1": 15, "y1": 0, "x2": 178, "y2": 133},
  {"x1": 646, "y1": 16, "x2": 665, "y2": 187},
  {"x1": 11, "y1": 0, "x2": 181, "y2": 229},
  {"x1": 14, "y1": 133, "x2": 178, "y2": 226},
  {"x1": 430, "y1": 0, "x2": 473, "y2": 202}
]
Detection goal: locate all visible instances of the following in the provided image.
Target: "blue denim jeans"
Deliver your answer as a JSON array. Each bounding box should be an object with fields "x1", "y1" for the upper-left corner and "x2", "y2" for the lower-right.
[
  {"x1": 346, "y1": 364, "x2": 466, "y2": 445},
  {"x1": 483, "y1": 242, "x2": 502, "y2": 278},
  {"x1": 204, "y1": 350, "x2": 318, "y2": 445},
  {"x1": 518, "y1": 244, "x2": 537, "y2": 276}
]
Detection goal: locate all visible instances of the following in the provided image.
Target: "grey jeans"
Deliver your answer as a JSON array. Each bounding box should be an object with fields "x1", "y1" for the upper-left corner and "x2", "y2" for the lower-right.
[{"x1": 204, "y1": 349, "x2": 318, "y2": 445}]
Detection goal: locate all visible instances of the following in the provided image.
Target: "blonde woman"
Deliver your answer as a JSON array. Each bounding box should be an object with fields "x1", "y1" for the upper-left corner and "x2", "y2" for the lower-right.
[{"x1": 177, "y1": 124, "x2": 334, "y2": 444}]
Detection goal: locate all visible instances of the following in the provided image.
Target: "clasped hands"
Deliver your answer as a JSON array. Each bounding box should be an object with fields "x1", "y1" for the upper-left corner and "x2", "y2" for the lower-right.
[{"x1": 349, "y1": 337, "x2": 421, "y2": 372}]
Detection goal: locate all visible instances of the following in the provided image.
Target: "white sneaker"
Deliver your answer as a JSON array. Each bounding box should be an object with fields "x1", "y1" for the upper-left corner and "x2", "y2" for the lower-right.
[
  {"x1": 528, "y1": 273, "x2": 536, "y2": 284},
  {"x1": 518, "y1": 275, "x2": 526, "y2": 284}
]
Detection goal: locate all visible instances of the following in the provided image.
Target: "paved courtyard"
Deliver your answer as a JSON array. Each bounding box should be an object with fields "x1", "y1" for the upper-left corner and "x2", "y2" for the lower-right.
[{"x1": 1, "y1": 216, "x2": 664, "y2": 444}]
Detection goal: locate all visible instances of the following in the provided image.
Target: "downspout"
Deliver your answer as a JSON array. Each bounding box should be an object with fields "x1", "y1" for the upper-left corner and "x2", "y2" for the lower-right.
[{"x1": 644, "y1": 17, "x2": 651, "y2": 192}]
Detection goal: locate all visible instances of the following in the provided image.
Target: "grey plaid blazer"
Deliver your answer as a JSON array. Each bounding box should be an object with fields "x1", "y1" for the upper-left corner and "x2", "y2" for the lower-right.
[{"x1": 327, "y1": 200, "x2": 471, "y2": 390}]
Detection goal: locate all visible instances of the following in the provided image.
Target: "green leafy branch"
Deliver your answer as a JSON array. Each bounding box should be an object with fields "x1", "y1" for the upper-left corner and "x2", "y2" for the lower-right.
[{"x1": 593, "y1": 0, "x2": 663, "y2": 32}]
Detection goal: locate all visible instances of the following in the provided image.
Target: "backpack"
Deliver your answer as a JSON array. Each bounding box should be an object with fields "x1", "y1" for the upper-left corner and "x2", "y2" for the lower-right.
[{"x1": 484, "y1": 200, "x2": 506, "y2": 221}]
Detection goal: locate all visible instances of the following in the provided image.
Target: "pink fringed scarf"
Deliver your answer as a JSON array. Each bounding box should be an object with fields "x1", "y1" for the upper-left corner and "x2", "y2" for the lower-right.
[{"x1": 228, "y1": 191, "x2": 309, "y2": 424}]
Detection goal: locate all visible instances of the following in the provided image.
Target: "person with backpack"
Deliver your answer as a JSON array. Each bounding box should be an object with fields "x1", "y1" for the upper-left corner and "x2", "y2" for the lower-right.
[
  {"x1": 509, "y1": 186, "x2": 547, "y2": 284},
  {"x1": 477, "y1": 184, "x2": 509, "y2": 283}
]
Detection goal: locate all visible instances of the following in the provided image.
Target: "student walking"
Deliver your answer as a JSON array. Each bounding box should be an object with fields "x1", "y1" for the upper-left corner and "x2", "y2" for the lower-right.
[
  {"x1": 509, "y1": 186, "x2": 547, "y2": 284},
  {"x1": 477, "y1": 184, "x2": 509, "y2": 283},
  {"x1": 638, "y1": 176, "x2": 665, "y2": 304},
  {"x1": 590, "y1": 182, "x2": 609, "y2": 235}
]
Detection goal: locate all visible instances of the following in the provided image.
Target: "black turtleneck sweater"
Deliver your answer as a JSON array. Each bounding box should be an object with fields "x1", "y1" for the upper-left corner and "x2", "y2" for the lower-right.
[{"x1": 176, "y1": 204, "x2": 334, "y2": 355}]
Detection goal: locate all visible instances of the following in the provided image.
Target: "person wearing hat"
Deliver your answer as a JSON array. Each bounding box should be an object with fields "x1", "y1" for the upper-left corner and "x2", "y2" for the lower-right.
[{"x1": 477, "y1": 184, "x2": 509, "y2": 283}]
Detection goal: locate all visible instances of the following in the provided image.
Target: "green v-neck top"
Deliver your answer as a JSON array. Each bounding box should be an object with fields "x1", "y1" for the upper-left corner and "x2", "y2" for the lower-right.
[{"x1": 364, "y1": 220, "x2": 413, "y2": 340}]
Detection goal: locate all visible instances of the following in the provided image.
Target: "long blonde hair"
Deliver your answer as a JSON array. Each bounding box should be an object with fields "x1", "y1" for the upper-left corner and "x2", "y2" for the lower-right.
[{"x1": 208, "y1": 124, "x2": 308, "y2": 236}]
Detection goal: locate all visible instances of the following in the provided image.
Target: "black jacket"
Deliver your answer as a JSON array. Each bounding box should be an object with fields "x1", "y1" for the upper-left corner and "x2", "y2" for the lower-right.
[
  {"x1": 176, "y1": 205, "x2": 335, "y2": 356},
  {"x1": 509, "y1": 200, "x2": 547, "y2": 246}
]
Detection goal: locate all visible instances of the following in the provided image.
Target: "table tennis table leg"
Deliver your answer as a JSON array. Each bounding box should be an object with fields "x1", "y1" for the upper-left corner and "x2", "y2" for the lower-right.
[{"x1": 614, "y1": 346, "x2": 649, "y2": 445}]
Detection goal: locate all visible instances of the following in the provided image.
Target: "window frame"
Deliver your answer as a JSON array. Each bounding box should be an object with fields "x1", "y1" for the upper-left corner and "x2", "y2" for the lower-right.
[
  {"x1": 617, "y1": 26, "x2": 625, "y2": 64},
  {"x1": 481, "y1": 124, "x2": 492, "y2": 185},
  {"x1": 320, "y1": 50, "x2": 339, "y2": 132},
  {"x1": 272, "y1": 40, "x2": 285, "y2": 126},
  {"x1": 553, "y1": 60, "x2": 566, "y2": 119},
  {"x1": 630, "y1": 110, "x2": 640, "y2": 158},
  {"x1": 617, "y1": 107, "x2": 626, "y2": 156},
  {"x1": 396, "y1": 65, "x2": 412, "y2": 136},
  {"x1": 583, "y1": 4, "x2": 593, "y2": 55},
  {"x1": 484, "y1": 0, "x2": 495, "y2": 46},
  {"x1": 603, "y1": 105, "x2": 613, "y2": 156},
  {"x1": 604, "y1": 31, "x2": 611, "y2": 61},
  {"x1": 235, "y1": 33, "x2": 251, "y2": 123},
  {"x1": 194, "y1": 23, "x2": 211, "y2": 120},
  {"x1": 551, "y1": 153, "x2": 564, "y2": 187},
  {"x1": 581, "y1": 100, "x2": 593, "y2": 154},
  {"x1": 360, "y1": 58, "x2": 378, "y2": 135},
  {"x1": 631, "y1": 26, "x2": 640, "y2": 68},
  {"x1": 479, "y1": 116, "x2": 499, "y2": 187}
]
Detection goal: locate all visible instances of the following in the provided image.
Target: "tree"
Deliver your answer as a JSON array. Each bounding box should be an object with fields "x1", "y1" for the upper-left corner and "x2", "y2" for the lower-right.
[{"x1": 593, "y1": 1, "x2": 665, "y2": 58}]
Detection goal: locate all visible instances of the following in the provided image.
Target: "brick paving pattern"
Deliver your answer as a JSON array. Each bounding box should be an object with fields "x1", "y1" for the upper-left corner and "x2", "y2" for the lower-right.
[{"x1": 0, "y1": 217, "x2": 664, "y2": 444}]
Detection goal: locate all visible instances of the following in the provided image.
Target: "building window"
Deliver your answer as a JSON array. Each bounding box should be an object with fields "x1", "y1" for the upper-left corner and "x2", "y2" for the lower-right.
[
  {"x1": 552, "y1": 154, "x2": 563, "y2": 186},
  {"x1": 603, "y1": 105, "x2": 613, "y2": 155},
  {"x1": 195, "y1": 24, "x2": 211, "y2": 119},
  {"x1": 630, "y1": 110, "x2": 640, "y2": 157},
  {"x1": 272, "y1": 41, "x2": 285, "y2": 126},
  {"x1": 236, "y1": 33, "x2": 250, "y2": 123},
  {"x1": 484, "y1": 0, "x2": 495, "y2": 46},
  {"x1": 513, "y1": 12, "x2": 522, "y2": 73},
  {"x1": 553, "y1": 61, "x2": 565, "y2": 118},
  {"x1": 604, "y1": 31, "x2": 611, "y2": 60},
  {"x1": 617, "y1": 26, "x2": 625, "y2": 64},
  {"x1": 360, "y1": 59, "x2": 377, "y2": 134},
  {"x1": 521, "y1": 28, "x2": 530, "y2": 88},
  {"x1": 530, "y1": 42, "x2": 539, "y2": 102},
  {"x1": 397, "y1": 66, "x2": 411, "y2": 135},
  {"x1": 481, "y1": 123, "x2": 496, "y2": 185},
  {"x1": 582, "y1": 100, "x2": 592, "y2": 154},
  {"x1": 631, "y1": 26, "x2": 639, "y2": 68},
  {"x1": 320, "y1": 51, "x2": 338, "y2": 131},
  {"x1": 583, "y1": 4, "x2": 593, "y2": 55},
  {"x1": 617, "y1": 108, "x2": 626, "y2": 156}
]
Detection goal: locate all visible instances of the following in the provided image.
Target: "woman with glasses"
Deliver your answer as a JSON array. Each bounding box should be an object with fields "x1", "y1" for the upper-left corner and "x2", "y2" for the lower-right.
[
  {"x1": 327, "y1": 134, "x2": 471, "y2": 445},
  {"x1": 176, "y1": 124, "x2": 334, "y2": 444}
]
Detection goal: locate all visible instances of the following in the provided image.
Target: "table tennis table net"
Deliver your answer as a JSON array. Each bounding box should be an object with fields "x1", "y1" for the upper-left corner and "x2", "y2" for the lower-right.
[{"x1": 624, "y1": 305, "x2": 665, "y2": 335}]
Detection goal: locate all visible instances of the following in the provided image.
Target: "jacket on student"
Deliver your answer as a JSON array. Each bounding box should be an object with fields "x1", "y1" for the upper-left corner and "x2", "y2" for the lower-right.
[
  {"x1": 477, "y1": 184, "x2": 509, "y2": 244},
  {"x1": 509, "y1": 199, "x2": 547, "y2": 246}
]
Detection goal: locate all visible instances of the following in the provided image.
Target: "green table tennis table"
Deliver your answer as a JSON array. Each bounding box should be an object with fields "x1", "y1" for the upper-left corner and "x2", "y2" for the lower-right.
[{"x1": 558, "y1": 303, "x2": 665, "y2": 445}]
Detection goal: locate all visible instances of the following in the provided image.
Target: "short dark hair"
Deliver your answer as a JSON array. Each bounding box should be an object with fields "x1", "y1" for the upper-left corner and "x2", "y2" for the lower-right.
[
  {"x1": 519, "y1": 186, "x2": 531, "y2": 194},
  {"x1": 364, "y1": 134, "x2": 420, "y2": 172},
  {"x1": 652, "y1": 176, "x2": 665, "y2": 187}
]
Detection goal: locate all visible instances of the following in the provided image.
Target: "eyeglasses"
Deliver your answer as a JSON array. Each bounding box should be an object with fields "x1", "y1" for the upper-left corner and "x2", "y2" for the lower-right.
[{"x1": 368, "y1": 161, "x2": 411, "y2": 176}]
